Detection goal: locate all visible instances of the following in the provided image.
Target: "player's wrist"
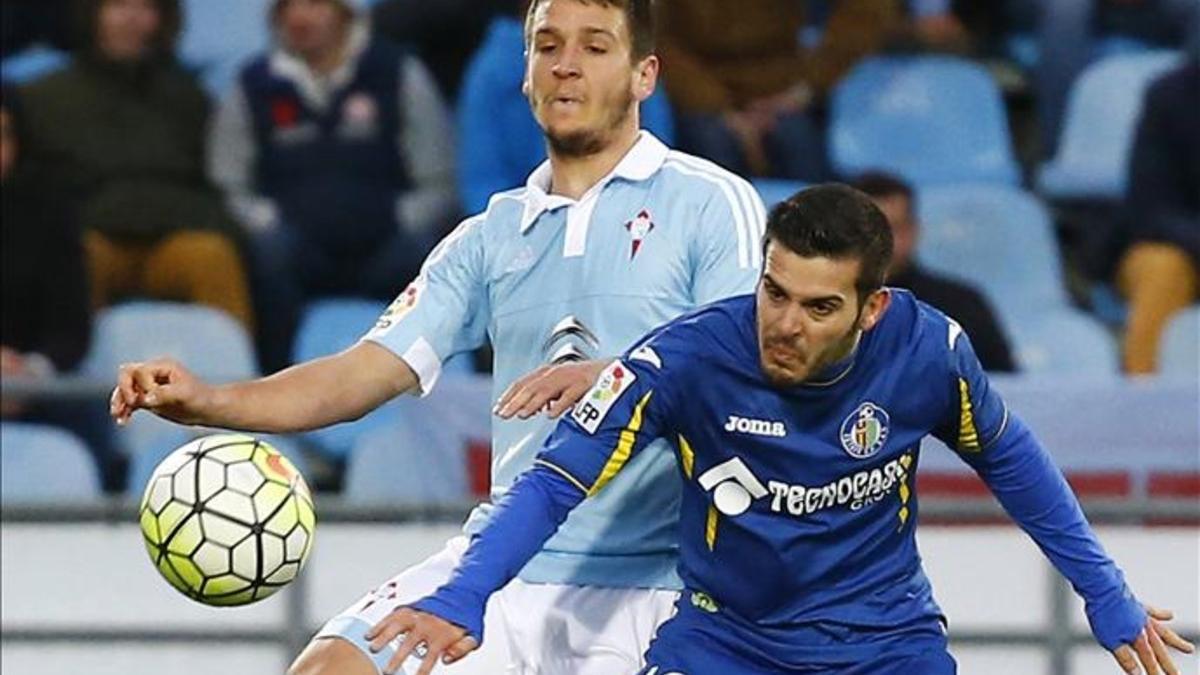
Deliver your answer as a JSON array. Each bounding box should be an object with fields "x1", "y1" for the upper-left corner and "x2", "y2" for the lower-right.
[{"x1": 1086, "y1": 583, "x2": 1146, "y2": 650}]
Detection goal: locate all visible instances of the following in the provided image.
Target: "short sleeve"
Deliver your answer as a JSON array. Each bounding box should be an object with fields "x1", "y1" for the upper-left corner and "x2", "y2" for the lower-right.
[
  {"x1": 362, "y1": 215, "x2": 490, "y2": 394},
  {"x1": 689, "y1": 175, "x2": 765, "y2": 305}
]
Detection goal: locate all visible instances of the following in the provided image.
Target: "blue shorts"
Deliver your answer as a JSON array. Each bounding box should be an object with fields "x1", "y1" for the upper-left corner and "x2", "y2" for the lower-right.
[{"x1": 637, "y1": 595, "x2": 956, "y2": 674}]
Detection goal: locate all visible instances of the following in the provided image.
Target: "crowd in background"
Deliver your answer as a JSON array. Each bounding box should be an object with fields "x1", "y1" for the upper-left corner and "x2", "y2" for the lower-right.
[{"x1": 1, "y1": 0, "x2": 1197, "y2": 495}]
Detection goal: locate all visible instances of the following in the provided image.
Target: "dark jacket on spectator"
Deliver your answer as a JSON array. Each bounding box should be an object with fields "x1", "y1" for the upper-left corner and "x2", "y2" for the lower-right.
[
  {"x1": 1121, "y1": 58, "x2": 1200, "y2": 266},
  {"x1": 16, "y1": 0, "x2": 233, "y2": 241},
  {"x1": 1, "y1": 168, "x2": 91, "y2": 371},
  {"x1": 890, "y1": 264, "x2": 1016, "y2": 372}
]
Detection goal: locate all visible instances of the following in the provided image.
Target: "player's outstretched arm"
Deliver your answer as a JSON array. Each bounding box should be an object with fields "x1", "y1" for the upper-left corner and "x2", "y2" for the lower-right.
[
  {"x1": 1111, "y1": 606, "x2": 1195, "y2": 675},
  {"x1": 109, "y1": 341, "x2": 418, "y2": 433}
]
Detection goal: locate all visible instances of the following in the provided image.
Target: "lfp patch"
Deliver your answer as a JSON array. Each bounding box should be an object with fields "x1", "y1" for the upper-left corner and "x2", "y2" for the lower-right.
[
  {"x1": 840, "y1": 402, "x2": 890, "y2": 459},
  {"x1": 571, "y1": 360, "x2": 637, "y2": 434}
]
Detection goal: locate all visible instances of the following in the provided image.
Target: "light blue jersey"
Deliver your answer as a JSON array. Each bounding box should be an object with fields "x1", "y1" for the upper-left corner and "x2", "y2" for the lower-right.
[{"x1": 365, "y1": 132, "x2": 763, "y2": 588}]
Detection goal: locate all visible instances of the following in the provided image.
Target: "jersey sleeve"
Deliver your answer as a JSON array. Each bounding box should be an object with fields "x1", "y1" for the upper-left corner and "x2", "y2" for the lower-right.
[
  {"x1": 689, "y1": 177, "x2": 765, "y2": 305},
  {"x1": 931, "y1": 318, "x2": 1010, "y2": 454},
  {"x1": 932, "y1": 319, "x2": 1146, "y2": 650},
  {"x1": 535, "y1": 351, "x2": 679, "y2": 495},
  {"x1": 361, "y1": 215, "x2": 490, "y2": 394}
]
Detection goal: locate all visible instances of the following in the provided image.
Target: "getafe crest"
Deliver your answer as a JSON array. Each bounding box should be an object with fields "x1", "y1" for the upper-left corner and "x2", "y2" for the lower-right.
[
  {"x1": 840, "y1": 402, "x2": 890, "y2": 459},
  {"x1": 624, "y1": 209, "x2": 654, "y2": 259}
]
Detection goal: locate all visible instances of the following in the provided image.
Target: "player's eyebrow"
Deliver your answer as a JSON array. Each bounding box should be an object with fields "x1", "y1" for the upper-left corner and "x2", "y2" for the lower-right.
[{"x1": 533, "y1": 25, "x2": 619, "y2": 41}]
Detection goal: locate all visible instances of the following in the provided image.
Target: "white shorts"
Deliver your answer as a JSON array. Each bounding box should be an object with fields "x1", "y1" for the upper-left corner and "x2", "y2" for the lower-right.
[{"x1": 314, "y1": 536, "x2": 679, "y2": 675}]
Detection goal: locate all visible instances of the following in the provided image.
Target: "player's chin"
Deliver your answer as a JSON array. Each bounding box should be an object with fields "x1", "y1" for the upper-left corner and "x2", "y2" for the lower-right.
[{"x1": 762, "y1": 360, "x2": 806, "y2": 387}]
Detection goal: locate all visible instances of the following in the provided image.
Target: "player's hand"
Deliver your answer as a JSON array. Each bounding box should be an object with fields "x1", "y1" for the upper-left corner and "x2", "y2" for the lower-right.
[
  {"x1": 365, "y1": 606, "x2": 478, "y2": 675},
  {"x1": 110, "y1": 359, "x2": 212, "y2": 426},
  {"x1": 494, "y1": 359, "x2": 607, "y2": 420},
  {"x1": 1111, "y1": 606, "x2": 1195, "y2": 675}
]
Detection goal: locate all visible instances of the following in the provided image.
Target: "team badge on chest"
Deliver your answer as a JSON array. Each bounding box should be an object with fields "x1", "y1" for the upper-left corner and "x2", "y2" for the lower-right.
[
  {"x1": 624, "y1": 209, "x2": 655, "y2": 259},
  {"x1": 840, "y1": 402, "x2": 890, "y2": 459}
]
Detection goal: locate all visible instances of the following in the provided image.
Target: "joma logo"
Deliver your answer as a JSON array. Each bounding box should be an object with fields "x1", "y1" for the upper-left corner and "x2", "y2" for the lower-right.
[{"x1": 724, "y1": 415, "x2": 787, "y2": 438}]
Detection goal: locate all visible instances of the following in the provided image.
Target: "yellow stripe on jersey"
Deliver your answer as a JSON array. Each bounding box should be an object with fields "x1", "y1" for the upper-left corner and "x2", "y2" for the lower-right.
[
  {"x1": 588, "y1": 390, "x2": 654, "y2": 497},
  {"x1": 897, "y1": 453, "x2": 913, "y2": 529},
  {"x1": 957, "y1": 378, "x2": 981, "y2": 452},
  {"x1": 678, "y1": 434, "x2": 695, "y2": 479},
  {"x1": 705, "y1": 504, "x2": 719, "y2": 550}
]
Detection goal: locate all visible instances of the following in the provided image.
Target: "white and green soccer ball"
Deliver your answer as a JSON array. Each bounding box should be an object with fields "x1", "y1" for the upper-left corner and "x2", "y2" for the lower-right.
[{"x1": 139, "y1": 434, "x2": 316, "y2": 606}]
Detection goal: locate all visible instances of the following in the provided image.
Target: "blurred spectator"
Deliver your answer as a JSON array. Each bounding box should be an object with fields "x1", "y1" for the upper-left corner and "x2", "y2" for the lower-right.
[
  {"x1": 657, "y1": 0, "x2": 904, "y2": 182},
  {"x1": 1, "y1": 0, "x2": 76, "y2": 56},
  {"x1": 370, "y1": 0, "x2": 509, "y2": 101},
  {"x1": 209, "y1": 0, "x2": 456, "y2": 372},
  {"x1": 1113, "y1": 55, "x2": 1199, "y2": 374},
  {"x1": 17, "y1": 0, "x2": 254, "y2": 332},
  {"x1": 1, "y1": 87, "x2": 123, "y2": 490},
  {"x1": 456, "y1": 1, "x2": 676, "y2": 214},
  {"x1": 1009, "y1": 0, "x2": 1199, "y2": 157},
  {"x1": 855, "y1": 171, "x2": 1017, "y2": 372}
]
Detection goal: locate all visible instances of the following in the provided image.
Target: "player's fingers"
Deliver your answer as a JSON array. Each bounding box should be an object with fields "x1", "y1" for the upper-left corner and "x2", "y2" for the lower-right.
[
  {"x1": 1158, "y1": 625, "x2": 1196, "y2": 654},
  {"x1": 117, "y1": 363, "x2": 142, "y2": 408},
  {"x1": 416, "y1": 636, "x2": 454, "y2": 675},
  {"x1": 494, "y1": 367, "x2": 547, "y2": 417},
  {"x1": 1135, "y1": 629, "x2": 1162, "y2": 675},
  {"x1": 1147, "y1": 620, "x2": 1179, "y2": 675},
  {"x1": 1147, "y1": 606, "x2": 1175, "y2": 622},
  {"x1": 366, "y1": 608, "x2": 413, "y2": 651},
  {"x1": 1114, "y1": 644, "x2": 1141, "y2": 674},
  {"x1": 498, "y1": 373, "x2": 548, "y2": 419},
  {"x1": 386, "y1": 630, "x2": 431, "y2": 675},
  {"x1": 441, "y1": 635, "x2": 478, "y2": 664}
]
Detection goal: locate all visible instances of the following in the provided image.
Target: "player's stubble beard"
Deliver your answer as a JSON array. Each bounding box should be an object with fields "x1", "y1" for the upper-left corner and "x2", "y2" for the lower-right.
[
  {"x1": 759, "y1": 307, "x2": 864, "y2": 388},
  {"x1": 542, "y1": 79, "x2": 635, "y2": 158}
]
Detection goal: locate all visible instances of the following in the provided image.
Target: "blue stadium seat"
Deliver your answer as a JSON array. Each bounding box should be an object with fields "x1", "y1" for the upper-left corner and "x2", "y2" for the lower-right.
[
  {"x1": 1160, "y1": 306, "x2": 1199, "y2": 376},
  {"x1": 342, "y1": 374, "x2": 491, "y2": 505},
  {"x1": 0, "y1": 44, "x2": 69, "y2": 84},
  {"x1": 1005, "y1": 309, "x2": 1118, "y2": 375},
  {"x1": 178, "y1": 0, "x2": 272, "y2": 96},
  {"x1": 915, "y1": 184, "x2": 1071, "y2": 325},
  {"x1": 293, "y1": 297, "x2": 475, "y2": 461},
  {"x1": 1037, "y1": 50, "x2": 1182, "y2": 201},
  {"x1": 830, "y1": 56, "x2": 1021, "y2": 186},
  {"x1": 80, "y1": 301, "x2": 259, "y2": 474},
  {"x1": 293, "y1": 298, "x2": 390, "y2": 461},
  {"x1": 1, "y1": 423, "x2": 101, "y2": 505},
  {"x1": 752, "y1": 179, "x2": 806, "y2": 211}
]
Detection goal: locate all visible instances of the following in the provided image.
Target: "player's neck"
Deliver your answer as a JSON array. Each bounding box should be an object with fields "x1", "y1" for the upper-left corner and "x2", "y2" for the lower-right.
[{"x1": 547, "y1": 128, "x2": 640, "y2": 201}]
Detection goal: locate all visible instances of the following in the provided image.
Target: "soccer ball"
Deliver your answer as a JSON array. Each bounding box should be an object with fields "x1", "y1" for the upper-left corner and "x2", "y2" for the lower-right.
[{"x1": 139, "y1": 434, "x2": 316, "y2": 606}]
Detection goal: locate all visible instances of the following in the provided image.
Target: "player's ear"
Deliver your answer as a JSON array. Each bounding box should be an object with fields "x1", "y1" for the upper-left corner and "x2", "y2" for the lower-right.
[
  {"x1": 858, "y1": 288, "x2": 891, "y2": 332},
  {"x1": 632, "y1": 55, "x2": 658, "y2": 102}
]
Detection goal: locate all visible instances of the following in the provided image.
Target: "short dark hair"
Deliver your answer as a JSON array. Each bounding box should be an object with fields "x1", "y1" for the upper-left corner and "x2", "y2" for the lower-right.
[
  {"x1": 525, "y1": 0, "x2": 657, "y2": 62},
  {"x1": 851, "y1": 171, "x2": 914, "y2": 204},
  {"x1": 763, "y1": 184, "x2": 894, "y2": 299}
]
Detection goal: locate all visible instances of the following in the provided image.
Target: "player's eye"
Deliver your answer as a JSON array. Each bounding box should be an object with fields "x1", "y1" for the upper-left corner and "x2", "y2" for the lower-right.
[
  {"x1": 586, "y1": 45, "x2": 608, "y2": 54},
  {"x1": 810, "y1": 303, "x2": 836, "y2": 317},
  {"x1": 535, "y1": 43, "x2": 557, "y2": 54},
  {"x1": 766, "y1": 286, "x2": 786, "y2": 302}
]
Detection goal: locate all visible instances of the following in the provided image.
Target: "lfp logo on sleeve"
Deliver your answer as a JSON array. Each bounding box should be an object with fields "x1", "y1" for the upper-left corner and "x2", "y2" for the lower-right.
[{"x1": 571, "y1": 360, "x2": 637, "y2": 434}]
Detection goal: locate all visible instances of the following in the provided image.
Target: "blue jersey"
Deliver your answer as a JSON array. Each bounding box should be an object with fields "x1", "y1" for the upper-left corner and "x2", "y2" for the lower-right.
[
  {"x1": 364, "y1": 132, "x2": 763, "y2": 588},
  {"x1": 413, "y1": 292, "x2": 1146, "y2": 667}
]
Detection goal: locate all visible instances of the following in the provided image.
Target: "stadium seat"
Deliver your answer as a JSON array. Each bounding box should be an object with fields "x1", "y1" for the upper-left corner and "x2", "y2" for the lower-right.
[
  {"x1": 1037, "y1": 50, "x2": 1182, "y2": 201},
  {"x1": 177, "y1": 0, "x2": 272, "y2": 97},
  {"x1": 342, "y1": 374, "x2": 490, "y2": 505},
  {"x1": 916, "y1": 184, "x2": 1070, "y2": 324},
  {"x1": 0, "y1": 423, "x2": 101, "y2": 505},
  {"x1": 80, "y1": 301, "x2": 259, "y2": 473},
  {"x1": 293, "y1": 297, "x2": 475, "y2": 461},
  {"x1": 1005, "y1": 309, "x2": 1118, "y2": 375},
  {"x1": 829, "y1": 56, "x2": 1021, "y2": 186},
  {"x1": 751, "y1": 179, "x2": 805, "y2": 211},
  {"x1": 1159, "y1": 306, "x2": 1199, "y2": 376},
  {"x1": 0, "y1": 44, "x2": 69, "y2": 84}
]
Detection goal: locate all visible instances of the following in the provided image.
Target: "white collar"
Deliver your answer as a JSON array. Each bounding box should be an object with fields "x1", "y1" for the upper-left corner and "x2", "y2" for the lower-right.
[{"x1": 519, "y1": 131, "x2": 669, "y2": 233}]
